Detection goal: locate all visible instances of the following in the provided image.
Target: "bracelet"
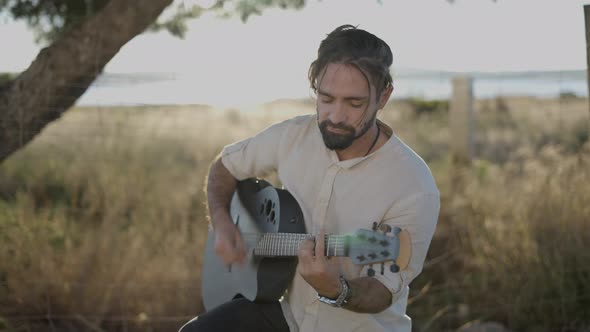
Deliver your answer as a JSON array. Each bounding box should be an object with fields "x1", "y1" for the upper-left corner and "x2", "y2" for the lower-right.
[{"x1": 317, "y1": 276, "x2": 351, "y2": 307}]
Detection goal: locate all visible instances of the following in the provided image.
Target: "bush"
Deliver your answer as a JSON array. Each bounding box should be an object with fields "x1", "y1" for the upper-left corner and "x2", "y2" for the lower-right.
[{"x1": 405, "y1": 97, "x2": 449, "y2": 117}]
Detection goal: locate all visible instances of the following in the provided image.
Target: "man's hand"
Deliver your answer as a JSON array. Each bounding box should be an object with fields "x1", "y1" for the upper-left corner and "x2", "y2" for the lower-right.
[
  {"x1": 297, "y1": 230, "x2": 342, "y2": 298},
  {"x1": 213, "y1": 212, "x2": 247, "y2": 265}
]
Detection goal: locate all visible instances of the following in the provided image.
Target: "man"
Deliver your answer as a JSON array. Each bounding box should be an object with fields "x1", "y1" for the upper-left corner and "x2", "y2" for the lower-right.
[{"x1": 180, "y1": 24, "x2": 439, "y2": 332}]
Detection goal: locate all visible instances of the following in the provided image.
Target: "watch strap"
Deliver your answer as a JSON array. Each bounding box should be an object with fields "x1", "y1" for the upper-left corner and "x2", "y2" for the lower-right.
[{"x1": 317, "y1": 276, "x2": 351, "y2": 307}]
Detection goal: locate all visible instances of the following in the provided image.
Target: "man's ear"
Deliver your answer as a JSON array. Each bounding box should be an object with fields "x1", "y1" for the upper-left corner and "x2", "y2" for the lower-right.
[{"x1": 378, "y1": 84, "x2": 394, "y2": 109}]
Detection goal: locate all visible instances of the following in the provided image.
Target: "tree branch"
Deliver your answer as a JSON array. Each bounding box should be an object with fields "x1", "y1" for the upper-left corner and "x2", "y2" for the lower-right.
[{"x1": 0, "y1": 0, "x2": 174, "y2": 163}]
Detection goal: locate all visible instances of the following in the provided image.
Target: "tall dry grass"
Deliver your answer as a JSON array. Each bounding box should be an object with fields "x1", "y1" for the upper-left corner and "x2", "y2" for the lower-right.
[
  {"x1": 398, "y1": 97, "x2": 590, "y2": 332},
  {"x1": 0, "y1": 97, "x2": 589, "y2": 331}
]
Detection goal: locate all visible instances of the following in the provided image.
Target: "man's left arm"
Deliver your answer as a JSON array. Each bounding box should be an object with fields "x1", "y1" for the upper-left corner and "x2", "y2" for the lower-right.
[
  {"x1": 298, "y1": 235, "x2": 393, "y2": 314},
  {"x1": 298, "y1": 192, "x2": 440, "y2": 314},
  {"x1": 344, "y1": 276, "x2": 392, "y2": 313}
]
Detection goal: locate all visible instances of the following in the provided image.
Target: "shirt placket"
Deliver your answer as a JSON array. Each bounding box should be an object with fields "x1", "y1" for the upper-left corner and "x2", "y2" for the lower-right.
[
  {"x1": 311, "y1": 164, "x2": 340, "y2": 234},
  {"x1": 299, "y1": 164, "x2": 339, "y2": 332}
]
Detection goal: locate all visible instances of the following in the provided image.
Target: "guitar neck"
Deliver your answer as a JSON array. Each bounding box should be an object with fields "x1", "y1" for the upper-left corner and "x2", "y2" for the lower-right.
[{"x1": 251, "y1": 233, "x2": 348, "y2": 257}]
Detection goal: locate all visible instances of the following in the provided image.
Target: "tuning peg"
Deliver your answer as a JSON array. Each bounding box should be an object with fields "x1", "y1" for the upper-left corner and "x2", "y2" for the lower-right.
[
  {"x1": 379, "y1": 240, "x2": 389, "y2": 247},
  {"x1": 380, "y1": 250, "x2": 390, "y2": 257},
  {"x1": 368, "y1": 236, "x2": 377, "y2": 243},
  {"x1": 356, "y1": 255, "x2": 366, "y2": 262},
  {"x1": 367, "y1": 267, "x2": 375, "y2": 277},
  {"x1": 372, "y1": 222, "x2": 378, "y2": 231},
  {"x1": 380, "y1": 263, "x2": 385, "y2": 275},
  {"x1": 393, "y1": 227, "x2": 401, "y2": 236},
  {"x1": 379, "y1": 224, "x2": 392, "y2": 233},
  {"x1": 368, "y1": 253, "x2": 377, "y2": 259},
  {"x1": 390, "y1": 264, "x2": 400, "y2": 273}
]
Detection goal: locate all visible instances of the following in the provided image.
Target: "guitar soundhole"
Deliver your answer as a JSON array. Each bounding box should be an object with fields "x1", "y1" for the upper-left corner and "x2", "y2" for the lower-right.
[
  {"x1": 260, "y1": 198, "x2": 277, "y2": 224},
  {"x1": 265, "y1": 200, "x2": 272, "y2": 216}
]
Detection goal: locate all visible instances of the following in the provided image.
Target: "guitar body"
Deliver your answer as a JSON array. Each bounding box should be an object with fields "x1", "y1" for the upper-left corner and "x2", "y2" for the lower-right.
[{"x1": 201, "y1": 179, "x2": 306, "y2": 311}]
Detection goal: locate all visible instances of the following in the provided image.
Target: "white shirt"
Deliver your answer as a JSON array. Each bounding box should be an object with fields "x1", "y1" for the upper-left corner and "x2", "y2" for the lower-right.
[{"x1": 221, "y1": 114, "x2": 440, "y2": 332}]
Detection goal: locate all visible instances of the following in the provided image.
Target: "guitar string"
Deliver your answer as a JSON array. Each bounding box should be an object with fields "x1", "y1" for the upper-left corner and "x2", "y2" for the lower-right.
[
  {"x1": 238, "y1": 233, "x2": 347, "y2": 256},
  {"x1": 244, "y1": 233, "x2": 397, "y2": 261}
]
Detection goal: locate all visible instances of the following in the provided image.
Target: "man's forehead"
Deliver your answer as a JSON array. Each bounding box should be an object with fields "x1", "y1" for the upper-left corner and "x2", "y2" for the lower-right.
[{"x1": 318, "y1": 63, "x2": 371, "y2": 97}]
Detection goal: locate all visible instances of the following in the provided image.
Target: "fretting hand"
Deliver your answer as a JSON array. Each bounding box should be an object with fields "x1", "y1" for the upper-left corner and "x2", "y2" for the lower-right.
[{"x1": 297, "y1": 230, "x2": 342, "y2": 298}]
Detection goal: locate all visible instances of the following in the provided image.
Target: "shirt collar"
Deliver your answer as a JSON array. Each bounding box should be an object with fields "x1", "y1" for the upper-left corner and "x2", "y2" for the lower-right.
[{"x1": 315, "y1": 117, "x2": 397, "y2": 170}]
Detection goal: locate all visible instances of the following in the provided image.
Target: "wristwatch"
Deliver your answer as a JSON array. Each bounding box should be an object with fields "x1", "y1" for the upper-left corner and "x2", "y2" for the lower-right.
[{"x1": 317, "y1": 276, "x2": 352, "y2": 307}]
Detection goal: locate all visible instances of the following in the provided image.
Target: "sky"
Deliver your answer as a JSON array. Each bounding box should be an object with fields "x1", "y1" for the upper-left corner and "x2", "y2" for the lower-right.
[{"x1": 1, "y1": 0, "x2": 589, "y2": 105}]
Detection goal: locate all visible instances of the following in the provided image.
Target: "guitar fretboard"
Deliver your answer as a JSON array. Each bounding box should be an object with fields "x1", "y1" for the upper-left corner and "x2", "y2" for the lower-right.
[{"x1": 247, "y1": 233, "x2": 348, "y2": 257}]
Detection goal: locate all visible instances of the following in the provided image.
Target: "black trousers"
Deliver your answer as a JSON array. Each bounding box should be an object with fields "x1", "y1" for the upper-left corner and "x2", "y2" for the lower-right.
[{"x1": 179, "y1": 298, "x2": 290, "y2": 332}]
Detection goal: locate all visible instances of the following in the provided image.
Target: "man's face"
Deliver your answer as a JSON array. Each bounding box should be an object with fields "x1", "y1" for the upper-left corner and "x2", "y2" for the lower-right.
[{"x1": 316, "y1": 63, "x2": 377, "y2": 150}]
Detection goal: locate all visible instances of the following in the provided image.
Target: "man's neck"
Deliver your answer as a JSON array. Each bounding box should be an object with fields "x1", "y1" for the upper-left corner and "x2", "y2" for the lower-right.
[{"x1": 335, "y1": 124, "x2": 382, "y2": 161}]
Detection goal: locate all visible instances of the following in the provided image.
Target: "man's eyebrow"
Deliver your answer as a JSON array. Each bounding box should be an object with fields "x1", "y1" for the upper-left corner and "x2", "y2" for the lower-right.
[{"x1": 317, "y1": 89, "x2": 369, "y2": 101}]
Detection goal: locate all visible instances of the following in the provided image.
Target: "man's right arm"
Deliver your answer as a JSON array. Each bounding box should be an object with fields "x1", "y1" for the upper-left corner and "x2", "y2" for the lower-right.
[
  {"x1": 206, "y1": 118, "x2": 295, "y2": 264},
  {"x1": 206, "y1": 157, "x2": 246, "y2": 265}
]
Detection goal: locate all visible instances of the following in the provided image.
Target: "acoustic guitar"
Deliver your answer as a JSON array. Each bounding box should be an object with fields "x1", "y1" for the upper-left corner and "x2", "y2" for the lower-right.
[{"x1": 201, "y1": 178, "x2": 411, "y2": 311}]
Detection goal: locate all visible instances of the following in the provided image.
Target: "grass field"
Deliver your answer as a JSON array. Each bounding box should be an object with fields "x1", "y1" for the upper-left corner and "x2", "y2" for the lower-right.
[{"x1": 0, "y1": 96, "x2": 589, "y2": 331}]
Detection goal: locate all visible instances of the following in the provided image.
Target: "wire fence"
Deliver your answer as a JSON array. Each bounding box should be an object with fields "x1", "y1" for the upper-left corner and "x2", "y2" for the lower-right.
[{"x1": 1, "y1": 70, "x2": 589, "y2": 332}]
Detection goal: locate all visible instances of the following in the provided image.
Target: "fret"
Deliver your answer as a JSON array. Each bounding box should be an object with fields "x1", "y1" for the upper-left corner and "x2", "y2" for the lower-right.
[
  {"x1": 272, "y1": 233, "x2": 276, "y2": 256},
  {"x1": 333, "y1": 235, "x2": 337, "y2": 257},
  {"x1": 332, "y1": 235, "x2": 336, "y2": 257},
  {"x1": 331, "y1": 236, "x2": 335, "y2": 256},
  {"x1": 334, "y1": 236, "x2": 338, "y2": 256}
]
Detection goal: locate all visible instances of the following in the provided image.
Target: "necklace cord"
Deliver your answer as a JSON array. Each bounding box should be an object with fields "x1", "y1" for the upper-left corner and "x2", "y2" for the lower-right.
[{"x1": 364, "y1": 124, "x2": 380, "y2": 157}]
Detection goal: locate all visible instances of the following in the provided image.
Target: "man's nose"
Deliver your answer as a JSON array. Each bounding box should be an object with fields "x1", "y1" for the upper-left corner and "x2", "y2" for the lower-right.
[{"x1": 328, "y1": 102, "x2": 347, "y2": 124}]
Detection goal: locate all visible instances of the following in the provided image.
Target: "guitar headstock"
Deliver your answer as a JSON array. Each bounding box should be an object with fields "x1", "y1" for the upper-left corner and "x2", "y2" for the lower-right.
[{"x1": 348, "y1": 225, "x2": 412, "y2": 274}]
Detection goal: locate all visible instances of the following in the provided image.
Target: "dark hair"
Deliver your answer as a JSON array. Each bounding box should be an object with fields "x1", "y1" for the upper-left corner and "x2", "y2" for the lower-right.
[{"x1": 308, "y1": 25, "x2": 393, "y2": 100}]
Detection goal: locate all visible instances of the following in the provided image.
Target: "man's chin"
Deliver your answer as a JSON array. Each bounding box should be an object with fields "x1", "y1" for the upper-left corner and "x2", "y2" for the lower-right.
[
  {"x1": 323, "y1": 138, "x2": 354, "y2": 151},
  {"x1": 319, "y1": 126, "x2": 355, "y2": 150}
]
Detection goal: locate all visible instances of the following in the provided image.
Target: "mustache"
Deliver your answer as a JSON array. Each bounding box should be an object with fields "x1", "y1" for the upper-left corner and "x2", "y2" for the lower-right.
[{"x1": 320, "y1": 120, "x2": 355, "y2": 133}]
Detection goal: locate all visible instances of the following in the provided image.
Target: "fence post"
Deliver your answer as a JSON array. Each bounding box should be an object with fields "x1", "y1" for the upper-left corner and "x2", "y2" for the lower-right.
[
  {"x1": 450, "y1": 76, "x2": 474, "y2": 166},
  {"x1": 584, "y1": 5, "x2": 590, "y2": 129},
  {"x1": 449, "y1": 76, "x2": 474, "y2": 194}
]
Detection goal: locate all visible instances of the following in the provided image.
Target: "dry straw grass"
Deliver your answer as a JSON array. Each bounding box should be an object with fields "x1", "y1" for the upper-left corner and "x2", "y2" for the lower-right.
[{"x1": 0, "y1": 96, "x2": 589, "y2": 331}]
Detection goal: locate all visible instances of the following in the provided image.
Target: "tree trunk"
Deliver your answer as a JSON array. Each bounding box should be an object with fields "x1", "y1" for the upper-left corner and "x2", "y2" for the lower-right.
[{"x1": 0, "y1": 0, "x2": 174, "y2": 163}]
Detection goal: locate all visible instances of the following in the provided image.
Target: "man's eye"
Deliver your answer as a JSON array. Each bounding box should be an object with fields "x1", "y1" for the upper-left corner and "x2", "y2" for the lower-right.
[
  {"x1": 351, "y1": 103, "x2": 364, "y2": 109},
  {"x1": 321, "y1": 98, "x2": 333, "y2": 103}
]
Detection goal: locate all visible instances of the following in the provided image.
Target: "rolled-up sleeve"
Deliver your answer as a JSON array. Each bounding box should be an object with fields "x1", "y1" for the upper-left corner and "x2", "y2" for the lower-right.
[
  {"x1": 221, "y1": 119, "x2": 290, "y2": 181},
  {"x1": 360, "y1": 192, "x2": 440, "y2": 304}
]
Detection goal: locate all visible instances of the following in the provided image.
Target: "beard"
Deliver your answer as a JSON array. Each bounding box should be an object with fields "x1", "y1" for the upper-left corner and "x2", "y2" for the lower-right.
[{"x1": 318, "y1": 117, "x2": 373, "y2": 151}]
